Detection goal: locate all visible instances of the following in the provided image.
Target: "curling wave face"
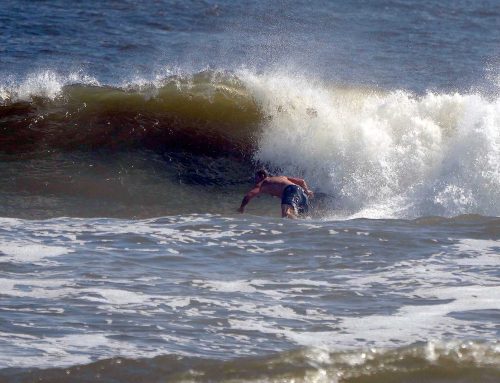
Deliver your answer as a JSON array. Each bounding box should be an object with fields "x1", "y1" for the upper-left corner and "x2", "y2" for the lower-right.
[{"x1": 0, "y1": 70, "x2": 260, "y2": 155}]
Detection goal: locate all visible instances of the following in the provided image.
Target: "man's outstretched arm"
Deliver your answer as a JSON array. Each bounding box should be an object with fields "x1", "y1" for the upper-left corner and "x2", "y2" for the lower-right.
[{"x1": 238, "y1": 187, "x2": 261, "y2": 213}]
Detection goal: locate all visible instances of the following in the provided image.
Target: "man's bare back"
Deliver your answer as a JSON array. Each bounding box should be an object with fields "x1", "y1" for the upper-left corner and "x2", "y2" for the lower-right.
[
  {"x1": 257, "y1": 176, "x2": 297, "y2": 198},
  {"x1": 238, "y1": 169, "x2": 313, "y2": 218}
]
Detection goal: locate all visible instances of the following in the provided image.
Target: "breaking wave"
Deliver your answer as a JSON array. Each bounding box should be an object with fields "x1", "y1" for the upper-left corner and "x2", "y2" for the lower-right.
[{"x1": 1, "y1": 69, "x2": 498, "y2": 218}]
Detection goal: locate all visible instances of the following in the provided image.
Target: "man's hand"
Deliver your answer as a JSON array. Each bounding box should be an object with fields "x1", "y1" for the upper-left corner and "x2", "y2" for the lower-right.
[{"x1": 305, "y1": 190, "x2": 314, "y2": 198}]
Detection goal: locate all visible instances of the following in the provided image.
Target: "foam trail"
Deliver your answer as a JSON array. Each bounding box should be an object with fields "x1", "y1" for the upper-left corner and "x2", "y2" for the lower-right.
[{"x1": 241, "y1": 71, "x2": 500, "y2": 218}]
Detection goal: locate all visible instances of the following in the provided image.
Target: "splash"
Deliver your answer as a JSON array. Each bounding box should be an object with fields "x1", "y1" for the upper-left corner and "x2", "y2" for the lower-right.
[
  {"x1": 242, "y1": 71, "x2": 500, "y2": 218},
  {"x1": 0, "y1": 70, "x2": 100, "y2": 102}
]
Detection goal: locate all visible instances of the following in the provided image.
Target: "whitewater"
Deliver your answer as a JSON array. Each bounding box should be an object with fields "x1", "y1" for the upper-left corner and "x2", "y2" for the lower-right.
[{"x1": 245, "y1": 71, "x2": 500, "y2": 218}]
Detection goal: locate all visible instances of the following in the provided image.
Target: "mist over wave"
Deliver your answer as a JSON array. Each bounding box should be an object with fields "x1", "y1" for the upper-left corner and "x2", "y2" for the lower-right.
[{"x1": 1, "y1": 69, "x2": 498, "y2": 219}]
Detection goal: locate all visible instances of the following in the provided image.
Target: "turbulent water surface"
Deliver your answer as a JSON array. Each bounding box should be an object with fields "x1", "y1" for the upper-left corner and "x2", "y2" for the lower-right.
[{"x1": 0, "y1": 1, "x2": 499, "y2": 382}]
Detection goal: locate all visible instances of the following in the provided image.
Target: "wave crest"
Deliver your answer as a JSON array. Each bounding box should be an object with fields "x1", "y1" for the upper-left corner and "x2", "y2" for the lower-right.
[{"x1": 1, "y1": 70, "x2": 498, "y2": 218}]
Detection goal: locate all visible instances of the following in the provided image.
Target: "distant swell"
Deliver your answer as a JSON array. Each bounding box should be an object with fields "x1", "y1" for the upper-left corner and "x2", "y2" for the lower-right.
[{"x1": 2, "y1": 341, "x2": 499, "y2": 383}]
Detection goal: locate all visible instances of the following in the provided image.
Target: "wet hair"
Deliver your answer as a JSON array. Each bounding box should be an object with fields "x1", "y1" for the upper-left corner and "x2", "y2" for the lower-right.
[{"x1": 255, "y1": 169, "x2": 269, "y2": 179}]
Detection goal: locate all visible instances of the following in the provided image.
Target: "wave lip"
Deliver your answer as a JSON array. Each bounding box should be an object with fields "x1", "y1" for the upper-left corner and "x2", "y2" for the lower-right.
[{"x1": 1, "y1": 341, "x2": 499, "y2": 382}]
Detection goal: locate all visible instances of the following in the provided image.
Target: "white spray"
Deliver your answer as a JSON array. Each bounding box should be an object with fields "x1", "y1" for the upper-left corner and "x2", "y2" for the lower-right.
[
  {"x1": 0, "y1": 70, "x2": 99, "y2": 102},
  {"x1": 241, "y1": 71, "x2": 500, "y2": 218}
]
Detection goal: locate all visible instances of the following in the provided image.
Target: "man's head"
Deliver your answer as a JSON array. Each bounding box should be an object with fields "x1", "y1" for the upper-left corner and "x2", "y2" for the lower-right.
[{"x1": 254, "y1": 169, "x2": 269, "y2": 184}]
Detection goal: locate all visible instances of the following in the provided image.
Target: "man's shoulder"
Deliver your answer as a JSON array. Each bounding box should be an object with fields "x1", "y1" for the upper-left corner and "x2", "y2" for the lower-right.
[{"x1": 267, "y1": 175, "x2": 288, "y2": 182}]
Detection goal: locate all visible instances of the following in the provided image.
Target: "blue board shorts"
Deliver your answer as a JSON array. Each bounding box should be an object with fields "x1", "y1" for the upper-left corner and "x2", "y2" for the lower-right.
[{"x1": 281, "y1": 184, "x2": 309, "y2": 215}]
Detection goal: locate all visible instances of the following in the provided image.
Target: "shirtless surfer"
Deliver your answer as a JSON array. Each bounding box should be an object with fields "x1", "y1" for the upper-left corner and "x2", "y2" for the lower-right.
[{"x1": 238, "y1": 169, "x2": 314, "y2": 218}]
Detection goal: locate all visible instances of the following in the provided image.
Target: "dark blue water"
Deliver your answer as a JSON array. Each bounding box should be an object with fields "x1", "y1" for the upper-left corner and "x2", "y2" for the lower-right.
[{"x1": 1, "y1": 0, "x2": 500, "y2": 92}]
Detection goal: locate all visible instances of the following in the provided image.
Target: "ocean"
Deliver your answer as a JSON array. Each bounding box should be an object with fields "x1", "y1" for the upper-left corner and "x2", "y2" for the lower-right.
[{"x1": 0, "y1": 1, "x2": 499, "y2": 382}]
